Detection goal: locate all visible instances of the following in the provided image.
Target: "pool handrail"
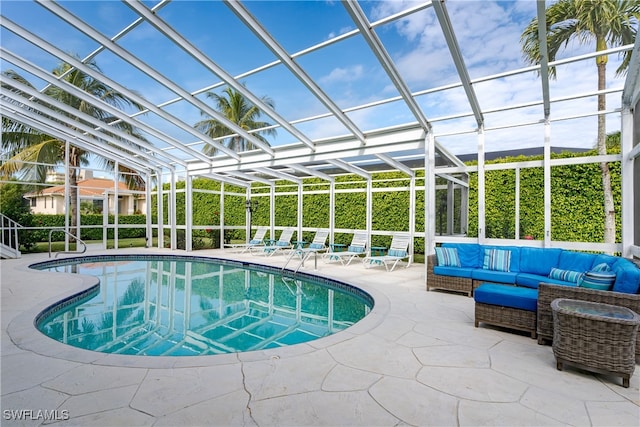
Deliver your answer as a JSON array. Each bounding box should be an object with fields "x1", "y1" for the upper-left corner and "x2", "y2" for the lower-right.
[{"x1": 49, "y1": 228, "x2": 87, "y2": 258}]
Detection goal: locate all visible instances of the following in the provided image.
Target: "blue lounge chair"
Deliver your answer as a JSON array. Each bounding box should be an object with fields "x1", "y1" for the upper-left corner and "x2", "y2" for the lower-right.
[
  {"x1": 283, "y1": 229, "x2": 330, "y2": 272},
  {"x1": 225, "y1": 227, "x2": 268, "y2": 253},
  {"x1": 251, "y1": 228, "x2": 294, "y2": 256},
  {"x1": 323, "y1": 230, "x2": 368, "y2": 266},
  {"x1": 363, "y1": 233, "x2": 411, "y2": 272}
]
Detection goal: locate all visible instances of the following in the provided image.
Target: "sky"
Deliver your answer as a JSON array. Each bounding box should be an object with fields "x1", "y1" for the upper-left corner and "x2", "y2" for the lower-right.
[{"x1": 0, "y1": 0, "x2": 634, "y2": 168}]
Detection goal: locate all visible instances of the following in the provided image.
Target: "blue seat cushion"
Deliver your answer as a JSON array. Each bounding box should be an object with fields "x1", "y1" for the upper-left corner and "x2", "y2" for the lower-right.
[
  {"x1": 516, "y1": 273, "x2": 578, "y2": 289},
  {"x1": 471, "y1": 269, "x2": 517, "y2": 284},
  {"x1": 433, "y1": 266, "x2": 474, "y2": 279},
  {"x1": 474, "y1": 284, "x2": 538, "y2": 312}
]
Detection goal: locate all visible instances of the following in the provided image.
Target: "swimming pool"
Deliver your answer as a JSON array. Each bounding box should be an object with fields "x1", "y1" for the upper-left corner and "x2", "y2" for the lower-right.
[{"x1": 32, "y1": 255, "x2": 373, "y2": 357}]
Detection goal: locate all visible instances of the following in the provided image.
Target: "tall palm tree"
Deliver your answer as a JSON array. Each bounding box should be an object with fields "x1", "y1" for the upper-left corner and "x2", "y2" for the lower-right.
[
  {"x1": 520, "y1": 0, "x2": 639, "y2": 246},
  {"x1": 194, "y1": 86, "x2": 276, "y2": 155},
  {"x1": 1, "y1": 59, "x2": 147, "y2": 237}
]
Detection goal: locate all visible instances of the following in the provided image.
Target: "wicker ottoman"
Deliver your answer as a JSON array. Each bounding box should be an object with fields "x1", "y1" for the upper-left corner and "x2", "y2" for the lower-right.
[
  {"x1": 474, "y1": 284, "x2": 538, "y2": 338},
  {"x1": 551, "y1": 298, "x2": 640, "y2": 388}
]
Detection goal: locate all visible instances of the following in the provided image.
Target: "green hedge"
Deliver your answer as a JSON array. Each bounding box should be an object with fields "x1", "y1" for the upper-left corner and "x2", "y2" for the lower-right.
[
  {"x1": 147, "y1": 149, "x2": 622, "y2": 254},
  {"x1": 467, "y1": 148, "x2": 622, "y2": 242},
  {"x1": 29, "y1": 214, "x2": 147, "y2": 241}
]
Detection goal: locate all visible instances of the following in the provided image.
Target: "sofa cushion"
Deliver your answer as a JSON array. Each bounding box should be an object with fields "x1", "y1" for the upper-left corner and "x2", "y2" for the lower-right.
[
  {"x1": 519, "y1": 247, "x2": 562, "y2": 276},
  {"x1": 579, "y1": 270, "x2": 616, "y2": 291},
  {"x1": 516, "y1": 273, "x2": 577, "y2": 289},
  {"x1": 482, "y1": 248, "x2": 511, "y2": 272},
  {"x1": 435, "y1": 247, "x2": 460, "y2": 267},
  {"x1": 433, "y1": 266, "x2": 475, "y2": 279},
  {"x1": 557, "y1": 251, "x2": 596, "y2": 272},
  {"x1": 471, "y1": 269, "x2": 517, "y2": 284},
  {"x1": 611, "y1": 258, "x2": 640, "y2": 294},
  {"x1": 474, "y1": 284, "x2": 538, "y2": 311},
  {"x1": 591, "y1": 254, "x2": 619, "y2": 270},
  {"x1": 549, "y1": 267, "x2": 583, "y2": 284},
  {"x1": 442, "y1": 243, "x2": 481, "y2": 268}
]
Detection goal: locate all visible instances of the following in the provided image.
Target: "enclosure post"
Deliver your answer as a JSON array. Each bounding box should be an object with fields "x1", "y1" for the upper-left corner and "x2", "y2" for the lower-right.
[
  {"x1": 157, "y1": 169, "x2": 164, "y2": 250},
  {"x1": 543, "y1": 120, "x2": 551, "y2": 248},
  {"x1": 170, "y1": 170, "x2": 177, "y2": 250},
  {"x1": 114, "y1": 161, "x2": 119, "y2": 250},
  {"x1": 185, "y1": 174, "x2": 193, "y2": 252},
  {"x1": 329, "y1": 180, "x2": 335, "y2": 244},
  {"x1": 145, "y1": 171, "x2": 152, "y2": 248},
  {"x1": 477, "y1": 126, "x2": 486, "y2": 243},
  {"x1": 621, "y1": 107, "x2": 634, "y2": 258},
  {"x1": 64, "y1": 140, "x2": 70, "y2": 252},
  {"x1": 297, "y1": 183, "x2": 303, "y2": 242}
]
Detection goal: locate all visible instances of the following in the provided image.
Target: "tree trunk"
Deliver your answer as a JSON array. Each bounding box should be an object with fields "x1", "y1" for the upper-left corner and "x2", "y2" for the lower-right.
[
  {"x1": 596, "y1": 56, "x2": 616, "y2": 247},
  {"x1": 68, "y1": 146, "x2": 80, "y2": 241}
]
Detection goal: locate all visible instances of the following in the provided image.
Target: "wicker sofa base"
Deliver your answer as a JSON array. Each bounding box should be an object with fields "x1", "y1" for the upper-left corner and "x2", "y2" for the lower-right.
[
  {"x1": 475, "y1": 302, "x2": 537, "y2": 338},
  {"x1": 426, "y1": 255, "x2": 473, "y2": 297}
]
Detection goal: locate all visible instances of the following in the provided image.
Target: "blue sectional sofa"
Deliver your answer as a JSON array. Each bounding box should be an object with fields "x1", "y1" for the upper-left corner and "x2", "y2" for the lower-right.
[
  {"x1": 428, "y1": 243, "x2": 640, "y2": 295},
  {"x1": 426, "y1": 243, "x2": 640, "y2": 351}
]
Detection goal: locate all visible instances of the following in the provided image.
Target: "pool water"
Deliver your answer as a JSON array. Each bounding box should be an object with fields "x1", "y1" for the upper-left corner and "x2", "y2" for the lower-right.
[{"x1": 33, "y1": 256, "x2": 373, "y2": 356}]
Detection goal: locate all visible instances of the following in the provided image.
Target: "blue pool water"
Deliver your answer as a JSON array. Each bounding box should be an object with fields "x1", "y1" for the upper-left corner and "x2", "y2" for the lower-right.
[{"x1": 32, "y1": 255, "x2": 373, "y2": 356}]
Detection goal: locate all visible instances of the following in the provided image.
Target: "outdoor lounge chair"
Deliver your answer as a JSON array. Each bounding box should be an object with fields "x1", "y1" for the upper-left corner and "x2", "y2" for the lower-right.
[
  {"x1": 323, "y1": 230, "x2": 368, "y2": 266},
  {"x1": 283, "y1": 229, "x2": 330, "y2": 272},
  {"x1": 362, "y1": 233, "x2": 411, "y2": 272},
  {"x1": 251, "y1": 228, "x2": 295, "y2": 256},
  {"x1": 224, "y1": 227, "x2": 268, "y2": 253}
]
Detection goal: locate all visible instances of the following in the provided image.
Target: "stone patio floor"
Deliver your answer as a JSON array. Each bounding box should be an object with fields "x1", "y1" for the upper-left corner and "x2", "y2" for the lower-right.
[{"x1": 1, "y1": 248, "x2": 638, "y2": 426}]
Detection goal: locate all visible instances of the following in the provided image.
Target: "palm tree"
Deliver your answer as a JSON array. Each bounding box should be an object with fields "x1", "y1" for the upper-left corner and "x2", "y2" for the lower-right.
[
  {"x1": 1, "y1": 59, "x2": 147, "y2": 238},
  {"x1": 520, "y1": 0, "x2": 639, "y2": 246},
  {"x1": 194, "y1": 86, "x2": 276, "y2": 155}
]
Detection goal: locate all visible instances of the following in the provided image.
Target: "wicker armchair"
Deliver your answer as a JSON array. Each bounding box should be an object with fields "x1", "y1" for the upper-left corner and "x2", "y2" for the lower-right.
[
  {"x1": 537, "y1": 282, "x2": 640, "y2": 359},
  {"x1": 426, "y1": 254, "x2": 474, "y2": 297}
]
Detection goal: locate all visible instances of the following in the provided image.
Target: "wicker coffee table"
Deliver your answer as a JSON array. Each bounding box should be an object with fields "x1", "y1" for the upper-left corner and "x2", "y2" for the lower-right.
[{"x1": 551, "y1": 298, "x2": 640, "y2": 388}]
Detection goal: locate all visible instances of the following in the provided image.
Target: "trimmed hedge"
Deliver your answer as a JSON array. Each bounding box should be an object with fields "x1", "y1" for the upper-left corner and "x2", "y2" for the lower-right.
[
  {"x1": 146, "y1": 148, "x2": 622, "y2": 254},
  {"x1": 29, "y1": 214, "x2": 147, "y2": 241}
]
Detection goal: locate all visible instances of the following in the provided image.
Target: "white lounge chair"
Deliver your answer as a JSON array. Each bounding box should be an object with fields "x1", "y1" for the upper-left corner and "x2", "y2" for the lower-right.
[
  {"x1": 224, "y1": 227, "x2": 268, "y2": 253},
  {"x1": 362, "y1": 233, "x2": 411, "y2": 272},
  {"x1": 323, "y1": 230, "x2": 368, "y2": 266},
  {"x1": 251, "y1": 228, "x2": 295, "y2": 256},
  {"x1": 283, "y1": 229, "x2": 330, "y2": 272}
]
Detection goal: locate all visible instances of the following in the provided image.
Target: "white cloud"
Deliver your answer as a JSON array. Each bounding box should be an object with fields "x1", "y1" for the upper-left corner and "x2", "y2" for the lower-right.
[{"x1": 319, "y1": 65, "x2": 365, "y2": 85}]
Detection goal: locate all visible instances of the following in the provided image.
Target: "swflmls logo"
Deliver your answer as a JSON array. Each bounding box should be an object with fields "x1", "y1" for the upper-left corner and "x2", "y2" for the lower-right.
[{"x1": 3, "y1": 409, "x2": 70, "y2": 421}]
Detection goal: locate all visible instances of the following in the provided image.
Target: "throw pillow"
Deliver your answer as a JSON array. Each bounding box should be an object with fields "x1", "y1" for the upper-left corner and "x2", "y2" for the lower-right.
[
  {"x1": 482, "y1": 249, "x2": 511, "y2": 272},
  {"x1": 435, "y1": 247, "x2": 460, "y2": 267},
  {"x1": 579, "y1": 270, "x2": 616, "y2": 291},
  {"x1": 591, "y1": 262, "x2": 611, "y2": 272},
  {"x1": 388, "y1": 249, "x2": 407, "y2": 257},
  {"x1": 548, "y1": 267, "x2": 583, "y2": 284}
]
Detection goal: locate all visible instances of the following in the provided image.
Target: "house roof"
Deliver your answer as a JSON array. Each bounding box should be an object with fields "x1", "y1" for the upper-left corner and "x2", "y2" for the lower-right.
[{"x1": 28, "y1": 178, "x2": 136, "y2": 198}]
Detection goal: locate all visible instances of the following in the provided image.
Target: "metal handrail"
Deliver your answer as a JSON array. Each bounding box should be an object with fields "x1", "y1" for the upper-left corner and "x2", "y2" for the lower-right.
[
  {"x1": 49, "y1": 228, "x2": 87, "y2": 258},
  {"x1": 0, "y1": 213, "x2": 23, "y2": 256}
]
